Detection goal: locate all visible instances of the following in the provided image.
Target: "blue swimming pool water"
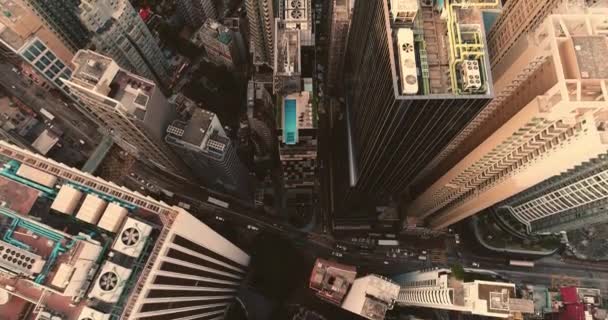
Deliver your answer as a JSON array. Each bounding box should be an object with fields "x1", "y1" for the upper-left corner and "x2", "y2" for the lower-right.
[{"x1": 284, "y1": 99, "x2": 297, "y2": 145}]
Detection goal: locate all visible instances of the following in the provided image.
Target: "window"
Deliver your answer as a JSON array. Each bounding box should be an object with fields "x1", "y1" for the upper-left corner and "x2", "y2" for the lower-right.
[
  {"x1": 33, "y1": 40, "x2": 46, "y2": 51},
  {"x1": 44, "y1": 51, "x2": 55, "y2": 61},
  {"x1": 23, "y1": 51, "x2": 36, "y2": 62}
]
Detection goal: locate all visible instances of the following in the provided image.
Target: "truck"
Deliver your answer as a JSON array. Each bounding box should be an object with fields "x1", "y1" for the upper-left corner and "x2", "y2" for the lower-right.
[
  {"x1": 207, "y1": 196, "x2": 229, "y2": 208},
  {"x1": 39, "y1": 108, "x2": 55, "y2": 121},
  {"x1": 509, "y1": 260, "x2": 535, "y2": 268}
]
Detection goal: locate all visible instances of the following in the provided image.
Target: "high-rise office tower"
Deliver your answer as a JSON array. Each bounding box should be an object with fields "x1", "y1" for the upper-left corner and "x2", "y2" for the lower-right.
[
  {"x1": 165, "y1": 108, "x2": 253, "y2": 200},
  {"x1": 63, "y1": 50, "x2": 186, "y2": 175},
  {"x1": 78, "y1": 0, "x2": 171, "y2": 89},
  {"x1": 0, "y1": 0, "x2": 76, "y2": 95},
  {"x1": 334, "y1": 0, "x2": 496, "y2": 230},
  {"x1": 326, "y1": 0, "x2": 351, "y2": 95},
  {"x1": 494, "y1": 152, "x2": 608, "y2": 234},
  {"x1": 0, "y1": 139, "x2": 249, "y2": 320},
  {"x1": 245, "y1": 0, "x2": 275, "y2": 66},
  {"x1": 246, "y1": 80, "x2": 277, "y2": 164},
  {"x1": 407, "y1": 7, "x2": 608, "y2": 230},
  {"x1": 176, "y1": 0, "x2": 222, "y2": 28},
  {"x1": 23, "y1": 0, "x2": 90, "y2": 51},
  {"x1": 393, "y1": 268, "x2": 531, "y2": 318}
]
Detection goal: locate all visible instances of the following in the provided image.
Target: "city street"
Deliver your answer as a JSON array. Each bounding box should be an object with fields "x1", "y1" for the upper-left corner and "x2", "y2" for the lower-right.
[{"x1": 0, "y1": 63, "x2": 102, "y2": 147}]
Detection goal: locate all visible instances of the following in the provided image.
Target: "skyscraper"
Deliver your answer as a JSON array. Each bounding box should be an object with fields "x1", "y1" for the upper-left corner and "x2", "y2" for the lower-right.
[
  {"x1": 393, "y1": 268, "x2": 531, "y2": 318},
  {"x1": 0, "y1": 0, "x2": 76, "y2": 95},
  {"x1": 176, "y1": 0, "x2": 222, "y2": 28},
  {"x1": 78, "y1": 0, "x2": 171, "y2": 89},
  {"x1": 326, "y1": 0, "x2": 351, "y2": 96},
  {"x1": 494, "y1": 152, "x2": 608, "y2": 234},
  {"x1": 245, "y1": 0, "x2": 275, "y2": 66},
  {"x1": 334, "y1": 0, "x2": 496, "y2": 230},
  {"x1": 63, "y1": 50, "x2": 186, "y2": 176},
  {"x1": 165, "y1": 108, "x2": 253, "y2": 200},
  {"x1": 23, "y1": 0, "x2": 90, "y2": 51},
  {"x1": 407, "y1": 7, "x2": 608, "y2": 230},
  {"x1": 0, "y1": 139, "x2": 249, "y2": 320}
]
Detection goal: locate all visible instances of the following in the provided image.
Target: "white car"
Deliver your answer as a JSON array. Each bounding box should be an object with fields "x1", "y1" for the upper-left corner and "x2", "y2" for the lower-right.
[
  {"x1": 331, "y1": 251, "x2": 343, "y2": 258},
  {"x1": 472, "y1": 262, "x2": 480, "y2": 268},
  {"x1": 336, "y1": 244, "x2": 347, "y2": 251},
  {"x1": 455, "y1": 234, "x2": 461, "y2": 244},
  {"x1": 215, "y1": 216, "x2": 225, "y2": 222},
  {"x1": 247, "y1": 225, "x2": 259, "y2": 231}
]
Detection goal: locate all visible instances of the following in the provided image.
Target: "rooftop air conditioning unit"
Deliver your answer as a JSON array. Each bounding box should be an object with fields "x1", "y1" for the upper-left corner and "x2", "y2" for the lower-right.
[
  {"x1": 396, "y1": 28, "x2": 419, "y2": 95},
  {"x1": 111, "y1": 217, "x2": 153, "y2": 258},
  {"x1": 88, "y1": 261, "x2": 131, "y2": 303},
  {"x1": 461, "y1": 59, "x2": 482, "y2": 92},
  {"x1": 391, "y1": 0, "x2": 419, "y2": 26},
  {"x1": 77, "y1": 306, "x2": 111, "y2": 320}
]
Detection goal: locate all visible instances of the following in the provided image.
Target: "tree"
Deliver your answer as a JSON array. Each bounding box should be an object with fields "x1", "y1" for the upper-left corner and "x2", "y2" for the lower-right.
[{"x1": 451, "y1": 264, "x2": 465, "y2": 280}]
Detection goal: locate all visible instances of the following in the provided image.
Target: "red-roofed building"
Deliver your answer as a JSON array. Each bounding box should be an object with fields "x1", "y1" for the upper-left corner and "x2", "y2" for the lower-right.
[{"x1": 139, "y1": 7, "x2": 152, "y2": 21}]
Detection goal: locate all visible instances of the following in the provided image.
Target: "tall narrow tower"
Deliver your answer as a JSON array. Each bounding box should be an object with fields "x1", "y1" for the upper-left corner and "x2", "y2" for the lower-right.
[
  {"x1": 78, "y1": 0, "x2": 170, "y2": 89},
  {"x1": 326, "y1": 0, "x2": 351, "y2": 95},
  {"x1": 165, "y1": 108, "x2": 254, "y2": 200},
  {"x1": 63, "y1": 50, "x2": 186, "y2": 176},
  {"x1": 245, "y1": 0, "x2": 275, "y2": 66},
  {"x1": 334, "y1": 0, "x2": 496, "y2": 231}
]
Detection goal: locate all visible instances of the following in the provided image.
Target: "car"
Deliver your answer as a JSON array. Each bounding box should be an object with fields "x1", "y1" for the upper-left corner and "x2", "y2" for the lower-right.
[
  {"x1": 247, "y1": 225, "x2": 259, "y2": 231},
  {"x1": 472, "y1": 262, "x2": 480, "y2": 268},
  {"x1": 215, "y1": 216, "x2": 225, "y2": 222},
  {"x1": 383, "y1": 261, "x2": 389, "y2": 265},
  {"x1": 331, "y1": 251, "x2": 343, "y2": 258},
  {"x1": 336, "y1": 244, "x2": 347, "y2": 251},
  {"x1": 455, "y1": 234, "x2": 461, "y2": 244}
]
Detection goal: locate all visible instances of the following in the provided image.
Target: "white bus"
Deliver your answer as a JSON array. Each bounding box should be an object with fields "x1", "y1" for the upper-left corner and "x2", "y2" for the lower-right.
[
  {"x1": 377, "y1": 239, "x2": 399, "y2": 246},
  {"x1": 509, "y1": 260, "x2": 535, "y2": 268},
  {"x1": 39, "y1": 108, "x2": 55, "y2": 121},
  {"x1": 207, "y1": 196, "x2": 229, "y2": 208}
]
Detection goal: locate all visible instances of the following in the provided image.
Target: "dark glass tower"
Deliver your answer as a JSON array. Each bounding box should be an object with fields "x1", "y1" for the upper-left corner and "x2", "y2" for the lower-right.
[{"x1": 333, "y1": 0, "x2": 496, "y2": 232}]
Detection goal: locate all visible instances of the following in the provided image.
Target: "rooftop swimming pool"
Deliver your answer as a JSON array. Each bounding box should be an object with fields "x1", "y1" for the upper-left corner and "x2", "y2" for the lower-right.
[{"x1": 284, "y1": 99, "x2": 297, "y2": 145}]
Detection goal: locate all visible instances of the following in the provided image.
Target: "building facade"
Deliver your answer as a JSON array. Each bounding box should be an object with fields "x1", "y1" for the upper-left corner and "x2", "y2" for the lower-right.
[
  {"x1": 79, "y1": 0, "x2": 171, "y2": 89},
  {"x1": 495, "y1": 152, "x2": 608, "y2": 234},
  {"x1": 176, "y1": 0, "x2": 221, "y2": 28},
  {"x1": 335, "y1": 0, "x2": 496, "y2": 230},
  {"x1": 326, "y1": 0, "x2": 351, "y2": 96},
  {"x1": 393, "y1": 268, "x2": 527, "y2": 318},
  {"x1": 408, "y1": 8, "x2": 608, "y2": 230},
  {"x1": 22, "y1": 0, "x2": 90, "y2": 51},
  {"x1": 245, "y1": 0, "x2": 274, "y2": 66},
  {"x1": 0, "y1": 1, "x2": 75, "y2": 94},
  {"x1": 166, "y1": 108, "x2": 253, "y2": 200},
  {"x1": 191, "y1": 18, "x2": 240, "y2": 69},
  {"x1": 0, "y1": 139, "x2": 249, "y2": 320},
  {"x1": 63, "y1": 50, "x2": 186, "y2": 176}
]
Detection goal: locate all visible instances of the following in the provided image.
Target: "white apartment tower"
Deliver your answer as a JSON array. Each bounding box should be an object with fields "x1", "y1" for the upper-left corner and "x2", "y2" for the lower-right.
[
  {"x1": 408, "y1": 7, "x2": 608, "y2": 230},
  {"x1": 79, "y1": 0, "x2": 170, "y2": 89},
  {"x1": 393, "y1": 269, "x2": 533, "y2": 318},
  {"x1": 63, "y1": 50, "x2": 186, "y2": 175},
  {"x1": 0, "y1": 140, "x2": 250, "y2": 320}
]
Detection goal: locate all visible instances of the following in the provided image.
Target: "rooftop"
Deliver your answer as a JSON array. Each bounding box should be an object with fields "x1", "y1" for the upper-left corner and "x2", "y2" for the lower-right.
[
  {"x1": 309, "y1": 258, "x2": 357, "y2": 305},
  {"x1": 0, "y1": 157, "x2": 163, "y2": 320},
  {"x1": 341, "y1": 275, "x2": 400, "y2": 320},
  {"x1": 388, "y1": 0, "x2": 497, "y2": 98},
  {"x1": 191, "y1": 19, "x2": 233, "y2": 47},
  {"x1": 165, "y1": 108, "x2": 217, "y2": 148},
  {"x1": 69, "y1": 50, "x2": 158, "y2": 121},
  {"x1": 274, "y1": 20, "x2": 301, "y2": 76}
]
